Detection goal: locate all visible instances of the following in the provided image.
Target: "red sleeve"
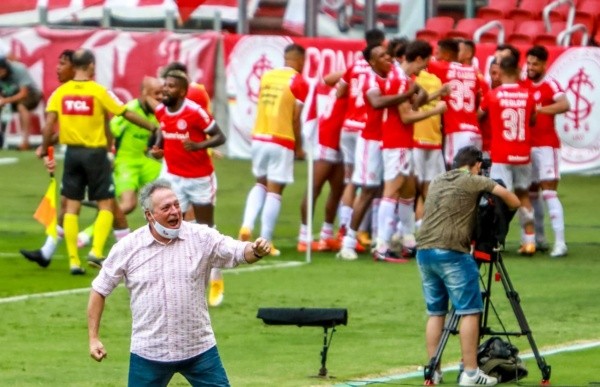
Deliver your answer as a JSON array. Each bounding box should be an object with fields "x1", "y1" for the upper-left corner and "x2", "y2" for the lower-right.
[
  {"x1": 341, "y1": 65, "x2": 354, "y2": 85},
  {"x1": 290, "y1": 74, "x2": 309, "y2": 103},
  {"x1": 427, "y1": 60, "x2": 444, "y2": 80},
  {"x1": 480, "y1": 89, "x2": 491, "y2": 112}
]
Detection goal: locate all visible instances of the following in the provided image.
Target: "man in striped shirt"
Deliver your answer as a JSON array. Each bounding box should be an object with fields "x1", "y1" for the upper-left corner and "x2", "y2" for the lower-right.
[{"x1": 87, "y1": 179, "x2": 271, "y2": 386}]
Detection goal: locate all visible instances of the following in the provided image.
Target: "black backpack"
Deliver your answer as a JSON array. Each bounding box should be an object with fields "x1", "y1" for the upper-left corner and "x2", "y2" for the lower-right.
[{"x1": 477, "y1": 336, "x2": 528, "y2": 383}]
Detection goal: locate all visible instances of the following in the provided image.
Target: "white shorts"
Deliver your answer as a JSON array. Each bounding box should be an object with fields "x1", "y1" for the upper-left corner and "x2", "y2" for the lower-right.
[
  {"x1": 163, "y1": 171, "x2": 217, "y2": 212},
  {"x1": 251, "y1": 140, "x2": 294, "y2": 184},
  {"x1": 382, "y1": 147, "x2": 413, "y2": 181},
  {"x1": 444, "y1": 132, "x2": 482, "y2": 166},
  {"x1": 315, "y1": 144, "x2": 342, "y2": 163},
  {"x1": 531, "y1": 146, "x2": 560, "y2": 182},
  {"x1": 413, "y1": 148, "x2": 445, "y2": 183},
  {"x1": 351, "y1": 137, "x2": 383, "y2": 187},
  {"x1": 490, "y1": 163, "x2": 532, "y2": 192},
  {"x1": 340, "y1": 130, "x2": 359, "y2": 165}
]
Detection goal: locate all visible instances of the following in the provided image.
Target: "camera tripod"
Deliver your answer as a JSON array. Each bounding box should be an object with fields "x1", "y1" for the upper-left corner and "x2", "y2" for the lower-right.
[{"x1": 423, "y1": 247, "x2": 552, "y2": 385}]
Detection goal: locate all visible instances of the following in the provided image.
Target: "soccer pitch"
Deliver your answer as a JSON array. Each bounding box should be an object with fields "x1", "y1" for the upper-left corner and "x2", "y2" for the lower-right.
[{"x1": 1, "y1": 150, "x2": 599, "y2": 386}]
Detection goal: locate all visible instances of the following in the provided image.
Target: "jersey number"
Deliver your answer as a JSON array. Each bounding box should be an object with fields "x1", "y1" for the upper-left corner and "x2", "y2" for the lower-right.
[
  {"x1": 501, "y1": 108, "x2": 526, "y2": 142},
  {"x1": 448, "y1": 79, "x2": 476, "y2": 112}
]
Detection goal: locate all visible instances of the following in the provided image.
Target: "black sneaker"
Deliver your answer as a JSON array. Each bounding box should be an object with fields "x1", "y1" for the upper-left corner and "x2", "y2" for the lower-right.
[
  {"x1": 373, "y1": 249, "x2": 410, "y2": 264},
  {"x1": 70, "y1": 266, "x2": 86, "y2": 275},
  {"x1": 87, "y1": 253, "x2": 105, "y2": 269},
  {"x1": 20, "y1": 249, "x2": 51, "y2": 268}
]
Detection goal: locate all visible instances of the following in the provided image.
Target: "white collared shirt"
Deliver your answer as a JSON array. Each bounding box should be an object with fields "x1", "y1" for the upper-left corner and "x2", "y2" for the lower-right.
[{"x1": 92, "y1": 222, "x2": 249, "y2": 361}]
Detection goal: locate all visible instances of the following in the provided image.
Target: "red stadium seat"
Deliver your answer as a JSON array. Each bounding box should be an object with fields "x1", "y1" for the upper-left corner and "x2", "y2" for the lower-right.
[
  {"x1": 534, "y1": 21, "x2": 567, "y2": 46},
  {"x1": 477, "y1": 19, "x2": 516, "y2": 44},
  {"x1": 415, "y1": 16, "x2": 455, "y2": 42},
  {"x1": 507, "y1": 0, "x2": 550, "y2": 23},
  {"x1": 507, "y1": 20, "x2": 546, "y2": 45},
  {"x1": 576, "y1": 0, "x2": 600, "y2": 36},
  {"x1": 477, "y1": 0, "x2": 518, "y2": 20},
  {"x1": 445, "y1": 18, "x2": 487, "y2": 39}
]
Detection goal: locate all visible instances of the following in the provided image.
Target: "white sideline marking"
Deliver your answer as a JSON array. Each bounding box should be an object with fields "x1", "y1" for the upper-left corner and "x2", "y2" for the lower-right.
[
  {"x1": 0, "y1": 157, "x2": 18, "y2": 165},
  {"x1": 0, "y1": 260, "x2": 306, "y2": 304},
  {"x1": 335, "y1": 341, "x2": 600, "y2": 386}
]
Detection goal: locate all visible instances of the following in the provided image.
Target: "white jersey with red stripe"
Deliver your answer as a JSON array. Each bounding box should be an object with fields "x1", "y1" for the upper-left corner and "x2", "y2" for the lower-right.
[
  {"x1": 155, "y1": 98, "x2": 216, "y2": 178},
  {"x1": 428, "y1": 60, "x2": 481, "y2": 135},
  {"x1": 522, "y1": 76, "x2": 565, "y2": 148}
]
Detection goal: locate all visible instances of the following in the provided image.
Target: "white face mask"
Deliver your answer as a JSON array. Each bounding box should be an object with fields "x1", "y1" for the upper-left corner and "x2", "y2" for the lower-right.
[{"x1": 149, "y1": 213, "x2": 180, "y2": 240}]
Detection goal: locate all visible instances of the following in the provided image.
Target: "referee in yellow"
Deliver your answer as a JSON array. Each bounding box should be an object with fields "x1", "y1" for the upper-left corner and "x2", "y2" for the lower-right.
[{"x1": 40, "y1": 49, "x2": 157, "y2": 274}]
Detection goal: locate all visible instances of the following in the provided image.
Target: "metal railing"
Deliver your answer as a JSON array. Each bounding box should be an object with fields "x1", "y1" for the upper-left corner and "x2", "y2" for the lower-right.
[
  {"x1": 473, "y1": 20, "x2": 505, "y2": 44},
  {"x1": 557, "y1": 23, "x2": 589, "y2": 46},
  {"x1": 543, "y1": 0, "x2": 575, "y2": 32}
]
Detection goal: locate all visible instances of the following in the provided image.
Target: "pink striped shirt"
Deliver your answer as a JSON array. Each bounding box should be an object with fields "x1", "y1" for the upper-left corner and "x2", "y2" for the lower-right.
[{"x1": 92, "y1": 222, "x2": 250, "y2": 362}]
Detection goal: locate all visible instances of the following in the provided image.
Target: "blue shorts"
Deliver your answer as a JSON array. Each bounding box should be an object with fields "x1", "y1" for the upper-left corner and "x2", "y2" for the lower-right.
[
  {"x1": 416, "y1": 248, "x2": 483, "y2": 316},
  {"x1": 128, "y1": 346, "x2": 230, "y2": 387}
]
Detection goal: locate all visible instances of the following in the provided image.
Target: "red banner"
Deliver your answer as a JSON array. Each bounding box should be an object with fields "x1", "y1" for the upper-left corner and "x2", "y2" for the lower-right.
[
  {"x1": 223, "y1": 34, "x2": 363, "y2": 158},
  {"x1": 0, "y1": 26, "x2": 219, "y2": 145},
  {"x1": 1, "y1": 27, "x2": 219, "y2": 102}
]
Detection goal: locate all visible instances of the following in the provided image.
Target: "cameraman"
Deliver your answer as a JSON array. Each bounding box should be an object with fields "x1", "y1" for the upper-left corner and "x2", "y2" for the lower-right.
[{"x1": 416, "y1": 145, "x2": 520, "y2": 386}]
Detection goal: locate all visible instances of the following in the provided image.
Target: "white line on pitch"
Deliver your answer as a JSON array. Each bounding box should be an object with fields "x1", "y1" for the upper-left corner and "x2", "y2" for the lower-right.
[
  {"x1": 0, "y1": 260, "x2": 306, "y2": 304},
  {"x1": 335, "y1": 341, "x2": 600, "y2": 386}
]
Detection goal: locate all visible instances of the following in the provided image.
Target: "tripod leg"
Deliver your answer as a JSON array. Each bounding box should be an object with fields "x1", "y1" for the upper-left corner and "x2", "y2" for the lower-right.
[
  {"x1": 495, "y1": 255, "x2": 552, "y2": 382},
  {"x1": 319, "y1": 327, "x2": 329, "y2": 377},
  {"x1": 424, "y1": 309, "x2": 461, "y2": 383}
]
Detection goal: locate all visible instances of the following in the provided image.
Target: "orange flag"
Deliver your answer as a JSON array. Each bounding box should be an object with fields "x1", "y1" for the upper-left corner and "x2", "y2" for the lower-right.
[{"x1": 34, "y1": 146, "x2": 57, "y2": 239}]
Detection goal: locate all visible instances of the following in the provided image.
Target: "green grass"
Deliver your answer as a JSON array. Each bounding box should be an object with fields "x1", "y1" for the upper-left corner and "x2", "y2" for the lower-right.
[{"x1": 1, "y1": 150, "x2": 599, "y2": 386}]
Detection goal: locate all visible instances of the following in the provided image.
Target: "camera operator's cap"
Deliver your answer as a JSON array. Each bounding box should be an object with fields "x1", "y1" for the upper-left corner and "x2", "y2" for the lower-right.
[{"x1": 453, "y1": 145, "x2": 483, "y2": 169}]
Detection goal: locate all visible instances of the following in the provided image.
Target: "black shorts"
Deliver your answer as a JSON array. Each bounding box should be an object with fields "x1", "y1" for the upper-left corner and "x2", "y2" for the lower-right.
[
  {"x1": 10, "y1": 87, "x2": 42, "y2": 111},
  {"x1": 62, "y1": 146, "x2": 115, "y2": 201}
]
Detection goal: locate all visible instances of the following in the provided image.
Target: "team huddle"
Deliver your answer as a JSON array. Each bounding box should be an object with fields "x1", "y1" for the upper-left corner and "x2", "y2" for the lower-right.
[
  {"x1": 20, "y1": 32, "x2": 570, "y2": 299},
  {"x1": 286, "y1": 31, "x2": 570, "y2": 263}
]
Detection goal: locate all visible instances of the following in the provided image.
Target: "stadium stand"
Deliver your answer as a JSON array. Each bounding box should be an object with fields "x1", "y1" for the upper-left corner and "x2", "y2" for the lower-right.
[
  {"x1": 415, "y1": 16, "x2": 456, "y2": 42},
  {"x1": 476, "y1": 0, "x2": 518, "y2": 20},
  {"x1": 507, "y1": 0, "x2": 551, "y2": 23},
  {"x1": 445, "y1": 17, "x2": 487, "y2": 39}
]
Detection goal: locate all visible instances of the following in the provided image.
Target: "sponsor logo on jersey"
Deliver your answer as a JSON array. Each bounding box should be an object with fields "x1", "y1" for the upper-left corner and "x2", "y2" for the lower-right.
[{"x1": 62, "y1": 96, "x2": 93, "y2": 115}]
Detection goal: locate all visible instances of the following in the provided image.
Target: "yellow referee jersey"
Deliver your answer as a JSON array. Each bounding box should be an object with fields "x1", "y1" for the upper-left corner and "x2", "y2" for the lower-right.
[{"x1": 46, "y1": 80, "x2": 127, "y2": 148}]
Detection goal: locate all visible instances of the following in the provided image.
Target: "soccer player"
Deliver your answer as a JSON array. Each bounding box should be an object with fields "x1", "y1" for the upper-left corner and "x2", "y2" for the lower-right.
[
  {"x1": 297, "y1": 80, "x2": 346, "y2": 252},
  {"x1": 428, "y1": 39, "x2": 483, "y2": 167},
  {"x1": 523, "y1": 45, "x2": 570, "y2": 257},
  {"x1": 153, "y1": 62, "x2": 227, "y2": 307},
  {"x1": 336, "y1": 29, "x2": 386, "y2": 246},
  {"x1": 375, "y1": 40, "x2": 447, "y2": 261},
  {"x1": 337, "y1": 44, "x2": 418, "y2": 261},
  {"x1": 479, "y1": 55, "x2": 537, "y2": 255},
  {"x1": 39, "y1": 49, "x2": 157, "y2": 274},
  {"x1": 412, "y1": 64, "x2": 446, "y2": 232},
  {"x1": 458, "y1": 39, "x2": 477, "y2": 66},
  {"x1": 238, "y1": 44, "x2": 309, "y2": 255}
]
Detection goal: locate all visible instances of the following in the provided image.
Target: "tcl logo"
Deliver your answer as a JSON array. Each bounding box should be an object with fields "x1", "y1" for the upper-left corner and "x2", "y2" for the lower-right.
[{"x1": 62, "y1": 96, "x2": 94, "y2": 115}]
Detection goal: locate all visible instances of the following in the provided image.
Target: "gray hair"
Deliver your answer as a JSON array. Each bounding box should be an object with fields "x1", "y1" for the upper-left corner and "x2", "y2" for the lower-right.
[{"x1": 139, "y1": 179, "x2": 172, "y2": 213}]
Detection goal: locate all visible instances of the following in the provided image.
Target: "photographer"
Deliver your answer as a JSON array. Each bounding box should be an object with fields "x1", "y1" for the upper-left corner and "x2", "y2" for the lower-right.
[{"x1": 416, "y1": 145, "x2": 520, "y2": 386}]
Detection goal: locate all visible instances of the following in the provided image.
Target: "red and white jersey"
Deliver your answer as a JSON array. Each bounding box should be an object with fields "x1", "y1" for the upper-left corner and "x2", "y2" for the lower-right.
[
  {"x1": 316, "y1": 84, "x2": 347, "y2": 150},
  {"x1": 480, "y1": 84, "x2": 535, "y2": 165},
  {"x1": 339, "y1": 58, "x2": 372, "y2": 132},
  {"x1": 522, "y1": 76, "x2": 565, "y2": 148},
  {"x1": 361, "y1": 69, "x2": 386, "y2": 141},
  {"x1": 381, "y1": 65, "x2": 413, "y2": 149},
  {"x1": 155, "y1": 98, "x2": 216, "y2": 178},
  {"x1": 428, "y1": 60, "x2": 481, "y2": 135},
  {"x1": 479, "y1": 80, "x2": 492, "y2": 153}
]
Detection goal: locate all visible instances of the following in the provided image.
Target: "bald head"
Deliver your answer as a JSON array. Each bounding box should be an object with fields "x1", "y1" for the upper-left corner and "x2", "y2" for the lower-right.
[{"x1": 140, "y1": 76, "x2": 163, "y2": 111}]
